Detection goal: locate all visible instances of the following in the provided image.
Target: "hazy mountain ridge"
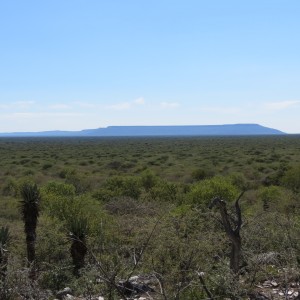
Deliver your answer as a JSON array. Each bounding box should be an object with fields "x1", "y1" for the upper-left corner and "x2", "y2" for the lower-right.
[{"x1": 0, "y1": 124, "x2": 286, "y2": 137}]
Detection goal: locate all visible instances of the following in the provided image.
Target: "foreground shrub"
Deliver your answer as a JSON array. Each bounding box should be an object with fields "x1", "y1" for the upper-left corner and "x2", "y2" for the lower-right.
[
  {"x1": 191, "y1": 168, "x2": 213, "y2": 181},
  {"x1": 93, "y1": 176, "x2": 141, "y2": 201},
  {"x1": 41, "y1": 182, "x2": 77, "y2": 221},
  {"x1": 281, "y1": 165, "x2": 300, "y2": 192},
  {"x1": 188, "y1": 176, "x2": 240, "y2": 207},
  {"x1": 148, "y1": 180, "x2": 179, "y2": 203},
  {"x1": 140, "y1": 170, "x2": 158, "y2": 191}
]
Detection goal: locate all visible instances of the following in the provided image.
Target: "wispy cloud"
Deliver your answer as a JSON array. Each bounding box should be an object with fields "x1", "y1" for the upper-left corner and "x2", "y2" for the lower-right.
[
  {"x1": 0, "y1": 111, "x2": 86, "y2": 132},
  {"x1": 15, "y1": 101, "x2": 35, "y2": 105},
  {"x1": 134, "y1": 97, "x2": 145, "y2": 105},
  {"x1": 264, "y1": 100, "x2": 300, "y2": 111},
  {"x1": 200, "y1": 106, "x2": 241, "y2": 114},
  {"x1": 0, "y1": 101, "x2": 35, "y2": 110},
  {"x1": 160, "y1": 102, "x2": 180, "y2": 108},
  {"x1": 108, "y1": 102, "x2": 131, "y2": 110},
  {"x1": 107, "y1": 97, "x2": 145, "y2": 110},
  {"x1": 73, "y1": 101, "x2": 98, "y2": 108},
  {"x1": 0, "y1": 104, "x2": 10, "y2": 109},
  {"x1": 3, "y1": 112, "x2": 82, "y2": 119},
  {"x1": 49, "y1": 104, "x2": 72, "y2": 110},
  {"x1": 14, "y1": 101, "x2": 35, "y2": 109}
]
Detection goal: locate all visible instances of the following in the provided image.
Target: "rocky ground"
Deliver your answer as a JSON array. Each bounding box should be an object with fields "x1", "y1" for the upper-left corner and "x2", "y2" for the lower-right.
[
  {"x1": 52, "y1": 276, "x2": 300, "y2": 300},
  {"x1": 250, "y1": 280, "x2": 300, "y2": 299}
]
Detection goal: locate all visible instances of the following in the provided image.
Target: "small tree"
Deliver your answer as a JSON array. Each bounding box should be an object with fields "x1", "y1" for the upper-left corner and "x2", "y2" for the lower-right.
[
  {"x1": 20, "y1": 183, "x2": 40, "y2": 267},
  {"x1": 209, "y1": 192, "x2": 244, "y2": 274}
]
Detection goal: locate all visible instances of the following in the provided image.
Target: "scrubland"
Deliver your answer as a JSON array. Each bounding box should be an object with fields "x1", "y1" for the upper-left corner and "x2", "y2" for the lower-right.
[{"x1": 1, "y1": 136, "x2": 300, "y2": 299}]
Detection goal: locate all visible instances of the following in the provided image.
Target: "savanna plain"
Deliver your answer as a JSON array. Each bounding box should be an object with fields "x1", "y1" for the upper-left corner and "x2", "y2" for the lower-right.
[{"x1": 1, "y1": 136, "x2": 300, "y2": 299}]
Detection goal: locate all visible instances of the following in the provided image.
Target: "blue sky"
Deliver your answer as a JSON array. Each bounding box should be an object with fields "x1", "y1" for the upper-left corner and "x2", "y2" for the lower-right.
[{"x1": 0, "y1": 0, "x2": 300, "y2": 133}]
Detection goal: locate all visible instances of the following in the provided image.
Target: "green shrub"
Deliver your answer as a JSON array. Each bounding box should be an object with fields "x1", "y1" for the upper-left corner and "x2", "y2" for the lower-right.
[
  {"x1": 258, "y1": 186, "x2": 283, "y2": 211},
  {"x1": 188, "y1": 176, "x2": 239, "y2": 207},
  {"x1": 42, "y1": 163, "x2": 52, "y2": 170},
  {"x1": 42, "y1": 181, "x2": 76, "y2": 197},
  {"x1": 36, "y1": 215, "x2": 69, "y2": 265},
  {"x1": 140, "y1": 170, "x2": 158, "y2": 191},
  {"x1": 2, "y1": 177, "x2": 18, "y2": 196},
  {"x1": 58, "y1": 168, "x2": 75, "y2": 179},
  {"x1": 65, "y1": 172, "x2": 91, "y2": 194},
  {"x1": 149, "y1": 181, "x2": 179, "y2": 203},
  {"x1": 281, "y1": 165, "x2": 300, "y2": 192},
  {"x1": 39, "y1": 264, "x2": 73, "y2": 291},
  {"x1": 258, "y1": 185, "x2": 297, "y2": 214},
  {"x1": 94, "y1": 176, "x2": 141, "y2": 200},
  {"x1": 229, "y1": 172, "x2": 248, "y2": 190},
  {"x1": 191, "y1": 168, "x2": 213, "y2": 181},
  {"x1": 41, "y1": 181, "x2": 79, "y2": 221}
]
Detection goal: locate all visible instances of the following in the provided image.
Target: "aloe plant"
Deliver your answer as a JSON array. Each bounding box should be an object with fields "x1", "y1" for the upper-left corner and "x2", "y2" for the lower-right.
[
  {"x1": 67, "y1": 216, "x2": 89, "y2": 276},
  {"x1": 20, "y1": 183, "x2": 40, "y2": 265}
]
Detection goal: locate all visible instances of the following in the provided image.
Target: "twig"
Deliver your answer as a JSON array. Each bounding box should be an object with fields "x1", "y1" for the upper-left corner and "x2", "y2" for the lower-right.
[
  {"x1": 126, "y1": 217, "x2": 161, "y2": 281},
  {"x1": 197, "y1": 271, "x2": 214, "y2": 299},
  {"x1": 153, "y1": 272, "x2": 168, "y2": 300}
]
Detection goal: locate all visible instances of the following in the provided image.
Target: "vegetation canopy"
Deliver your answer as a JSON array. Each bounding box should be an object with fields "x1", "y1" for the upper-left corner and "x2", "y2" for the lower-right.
[{"x1": 0, "y1": 136, "x2": 300, "y2": 299}]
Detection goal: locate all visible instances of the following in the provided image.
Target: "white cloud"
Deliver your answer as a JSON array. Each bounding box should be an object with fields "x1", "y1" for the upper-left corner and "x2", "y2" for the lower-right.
[
  {"x1": 73, "y1": 101, "x2": 98, "y2": 108},
  {"x1": 107, "y1": 102, "x2": 131, "y2": 110},
  {"x1": 0, "y1": 111, "x2": 86, "y2": 132},
  {"x1": 200, "y1": 106, "x2": 241, "y2": 114},
  {"x1": 134, "y1": 97, "x2": 145, "y2": 105},
  {"x1": 3, "y1": 112, "x2": 82, "y2": 120},
  {"x1": 264, "y1": 100, "x2": 300, "y2": 111},
  {"x1": 14, "y1": 101, "x2": 35, "y2": 109},
  {"x1": 160, "y1": 102, "x2": 180, "y2": 108},
  {"x1": 49, "y1": 104, "x2": 72, "y2": 110},
  {"x1": 0, "y1": 101, "x2": 35, "y2": 110},
  {"x1": 15, "y1": 101, "x2": 35, "y2": 105},
  {"x1": 107, "y1": 97, "x2": 145, "y2": 110}
]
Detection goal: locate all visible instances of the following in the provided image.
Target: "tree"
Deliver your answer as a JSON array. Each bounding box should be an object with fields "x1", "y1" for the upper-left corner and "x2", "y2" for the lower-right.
[
  {"x1": 20, "y1": 183, "x2": 40, "y2": 266},
  {"x1": 209, "y1": 192, "x2": 244, "y2": 274}
]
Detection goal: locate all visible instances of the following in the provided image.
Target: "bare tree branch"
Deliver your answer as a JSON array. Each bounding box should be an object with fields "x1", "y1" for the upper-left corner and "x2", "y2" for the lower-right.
[{"x1": 209, "y1": 192, "x2": 245, "y2": 273}]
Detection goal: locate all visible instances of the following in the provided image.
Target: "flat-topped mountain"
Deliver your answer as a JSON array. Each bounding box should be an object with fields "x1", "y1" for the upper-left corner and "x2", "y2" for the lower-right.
[{"x1": 0, "y1": 124, "x2": 286, "y2": 137}]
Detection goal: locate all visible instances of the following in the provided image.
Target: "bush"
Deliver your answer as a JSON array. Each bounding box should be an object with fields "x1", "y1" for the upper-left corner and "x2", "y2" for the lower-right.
[
  {"x1": 148, "y1": 181, "x2": 179, "y2": 203},
  {"x1": 2, "y1": 177, "x2": 18, "y2": 196},
  {"x1": 258, "y1": 185, "x2": 298, "y2": 214},
  {"x1": 281, "y1": 165, "x2": 300, "y2": 192},
  {"x1": 42, "y1": 181, "x2": 76, "y2": 197},
  {"x1": 65, "y1": 173, "x2": 91, "y2": 194},
  {"x1": 191, "y1": 168, "x2": 213, "y2": 181},
  {"x1": 258, "y1": 186, "x2": 283, "y2": 211},
  {"x1": 140, "y1": 170, "x2": 158, "y2": 191},
  {"x1": 41, "y1": 181, "x2": 79, "y2": 221},
  {"x1": 94, "y1": 176, "x2": 141, "y2": 201},
  {"x1": 42, "y1": 163, "x2": 52, "y2": 170},
  {"x1": 229, "y1": 172, "x2": 249, "y2": 190},
  {"x1": 188, "y1": 176, "x2": 240, "y2": 207},
  {"x1": 36, "y1": 215, "x2": 69, "y2": 265}
]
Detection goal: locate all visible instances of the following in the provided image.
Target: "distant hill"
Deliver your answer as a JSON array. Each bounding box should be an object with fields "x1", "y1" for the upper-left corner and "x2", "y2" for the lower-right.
[{"x1": 0, "y1": 124, "x2": 286, "y2": 137}]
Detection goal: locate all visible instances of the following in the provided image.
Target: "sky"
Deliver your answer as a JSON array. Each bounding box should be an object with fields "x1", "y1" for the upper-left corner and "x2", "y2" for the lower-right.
[{"x1": 0, "y1": 0, "x2": 300, "y2": 133}]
